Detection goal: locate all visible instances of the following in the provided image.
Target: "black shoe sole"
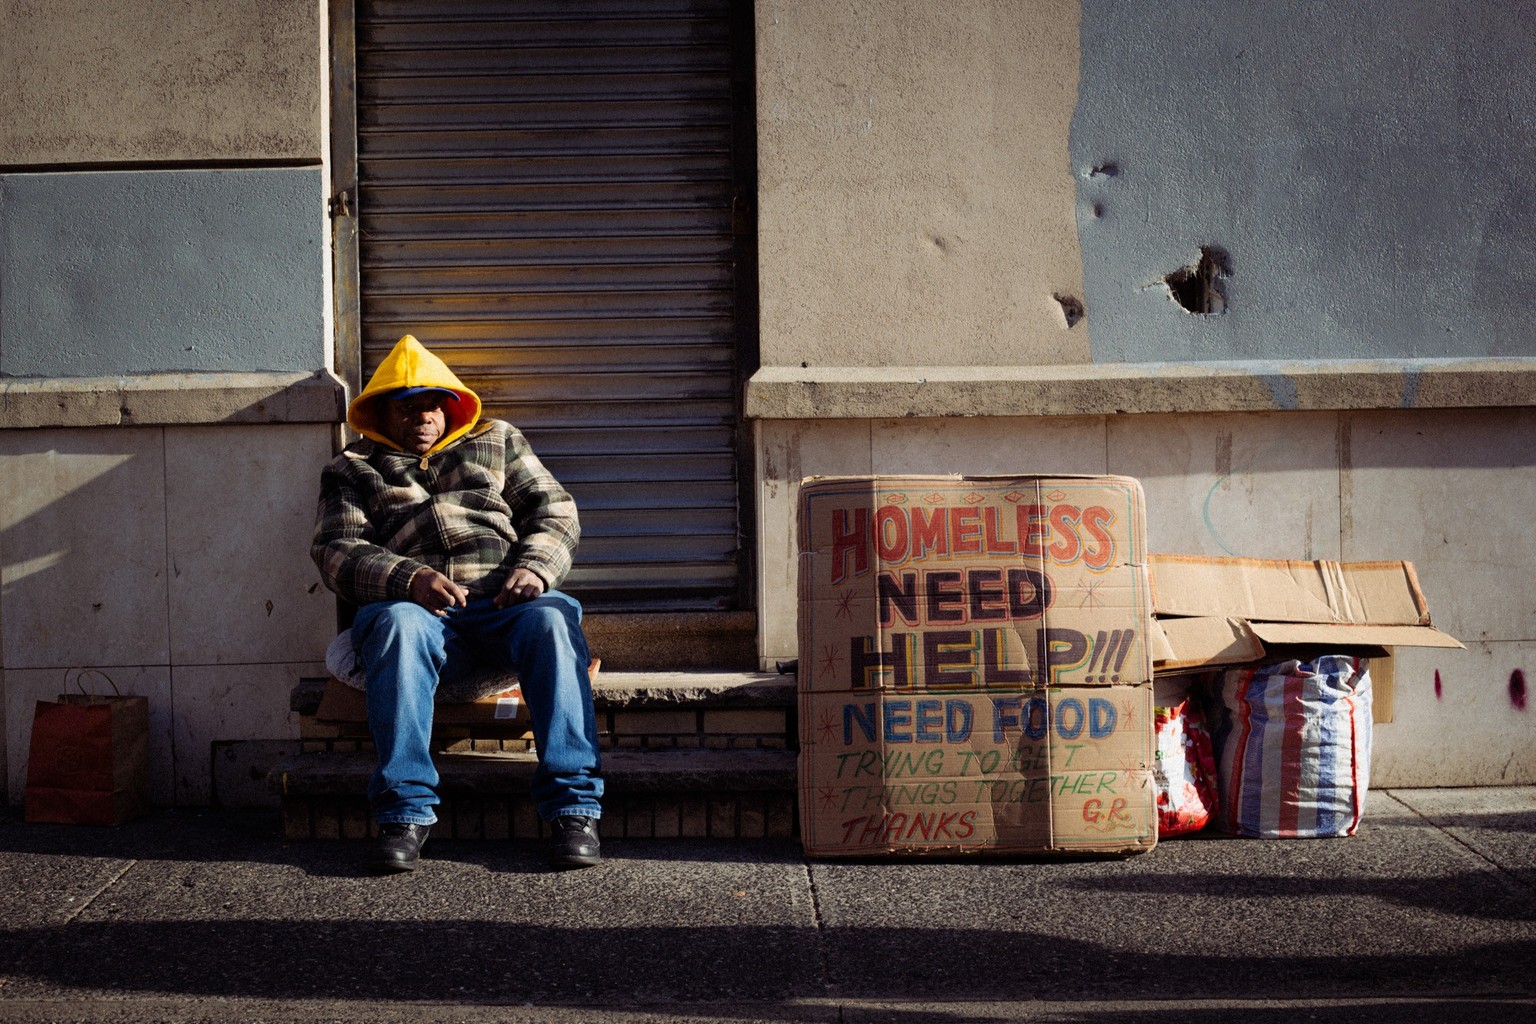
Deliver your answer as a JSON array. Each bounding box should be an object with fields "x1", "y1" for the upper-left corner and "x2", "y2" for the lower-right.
[
  {"x1": 369, "y1": 858, "x2": 421, "y2": 874},
  {"x1": 549, "y1": 852, "x2": 601, "y2": 870}
]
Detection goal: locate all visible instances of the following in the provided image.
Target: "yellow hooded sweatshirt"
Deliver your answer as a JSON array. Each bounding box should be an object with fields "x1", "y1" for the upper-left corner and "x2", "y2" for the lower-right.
[{"x1": 347, "y1": 334, "x2": 483, "y2": 455}]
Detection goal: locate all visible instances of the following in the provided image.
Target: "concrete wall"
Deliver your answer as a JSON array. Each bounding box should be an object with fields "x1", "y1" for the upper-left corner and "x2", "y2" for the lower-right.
[
  {"x1": 0, "y1": 425, "x2": 336, "y2": 804},
  {"x1": 1, "y1": 170, "x2": 327, "y2": 376},
  {"x1": 756, "y1": 0, "x2": 1089, "y2": 368},
  {"x1": 755, "y1": 407, "x2": 1536, "y2": 787},
  {"x1": 1071, "y1": 0, "x2": 1536, "y2": 362},
  {"x1": 752, "y1": 0, "x2": 1535, "y2": 786},
  {"x1": 0, "y1": 1, "x2": 334, "y2": 804},
  {"x1": 1, "y1": 0, "x2": 1531, "y2": 802},
  {"x1": 758, "y1": 0, "x2": 1536, "y2": 375},
  {"x1": 0, "y1": 0, "x2": 322, "y2": 164}
]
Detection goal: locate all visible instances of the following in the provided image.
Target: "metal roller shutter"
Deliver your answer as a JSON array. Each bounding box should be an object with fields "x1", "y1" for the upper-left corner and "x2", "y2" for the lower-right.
[{"x1": 350, "y1": 0, "x2": 753, "y2": 611}]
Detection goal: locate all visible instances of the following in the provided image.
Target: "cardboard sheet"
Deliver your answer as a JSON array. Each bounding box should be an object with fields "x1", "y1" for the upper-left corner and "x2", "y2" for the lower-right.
[
  {"x1": 1150, "y1": 554, "x2": 1461, "y2": 673},
  {"x1": 313, "y1": 677, "x2": 531, "y2": 729}
]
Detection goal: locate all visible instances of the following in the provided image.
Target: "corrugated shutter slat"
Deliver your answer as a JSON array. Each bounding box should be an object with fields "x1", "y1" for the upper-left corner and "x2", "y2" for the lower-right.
[{"x1": 355, "y1": 0, "x2": 742, "y2": 610}]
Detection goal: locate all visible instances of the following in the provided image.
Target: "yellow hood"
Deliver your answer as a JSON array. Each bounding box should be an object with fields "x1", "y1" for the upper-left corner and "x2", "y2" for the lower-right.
[{"x1": 348, "y1": 335, "x2": 483, "y2": 454}]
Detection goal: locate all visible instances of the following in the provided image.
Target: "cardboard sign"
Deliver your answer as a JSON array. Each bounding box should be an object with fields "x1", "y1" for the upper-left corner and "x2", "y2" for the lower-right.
[{"x1": 796, "y1": 476, "x2": 1157, "y2": 856}]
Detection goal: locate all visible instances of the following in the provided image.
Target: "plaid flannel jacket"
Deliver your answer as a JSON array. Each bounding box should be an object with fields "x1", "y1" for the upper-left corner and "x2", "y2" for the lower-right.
[{"x1": 311, "y1": 419, "x2": 580, "y2": 606}]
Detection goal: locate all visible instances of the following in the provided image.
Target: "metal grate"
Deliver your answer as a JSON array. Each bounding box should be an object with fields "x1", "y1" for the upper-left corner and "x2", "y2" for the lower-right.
[{"x1": 354, "y1": 0, "x2": 746, "y2": 610}]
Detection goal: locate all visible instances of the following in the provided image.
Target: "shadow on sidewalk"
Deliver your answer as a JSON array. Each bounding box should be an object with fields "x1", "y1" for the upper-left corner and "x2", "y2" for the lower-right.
[
  {"x1": 0, "y1": 916, "x2": 1533, "y2": 1006},
  {"x1": 3, "y1": 807, "x2": 1535, "y2": 1009}
]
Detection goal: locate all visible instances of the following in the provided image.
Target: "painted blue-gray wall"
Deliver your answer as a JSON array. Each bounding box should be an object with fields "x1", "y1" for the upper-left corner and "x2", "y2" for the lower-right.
[
  {"x1": 1072, "y1": 0, "x2": 1536, "y2": 364},
  {"x1": 0, "y1": 169, "x2": 325, "y2": 376}
]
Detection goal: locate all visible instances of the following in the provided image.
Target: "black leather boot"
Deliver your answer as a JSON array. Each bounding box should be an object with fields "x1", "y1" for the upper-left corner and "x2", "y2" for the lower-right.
[
  {"x1": 548, "y1": 815, "x2": 601, "y2": 869},
  {"x1": 370, "y1": 822, "x2": 430, "y2": 874}
]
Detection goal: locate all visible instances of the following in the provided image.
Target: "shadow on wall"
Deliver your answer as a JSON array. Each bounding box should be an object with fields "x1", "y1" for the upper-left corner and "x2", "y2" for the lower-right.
[
  {"x1": 1, "y1": 424, "x2": 342, "y2": 667},
  {"x1": 0, "y1": 439, "x2": 174, "y2": 805},
  {"x1": 0, "y1": 426, "x2": 337, "y2": 805},
  {"x1": 0, "y1": 448, "x2": 158, "y2": 659}
]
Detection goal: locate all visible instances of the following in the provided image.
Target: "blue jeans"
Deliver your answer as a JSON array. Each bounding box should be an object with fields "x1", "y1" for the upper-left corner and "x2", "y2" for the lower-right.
[{"x1": 350, "y1": 591, "x2": 603, "y2": 826}]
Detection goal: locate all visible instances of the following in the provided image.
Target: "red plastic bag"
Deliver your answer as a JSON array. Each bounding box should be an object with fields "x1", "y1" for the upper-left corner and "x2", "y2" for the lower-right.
[{"x1": 1153, "y1": 677, "x2": 1219, "y2": 837}]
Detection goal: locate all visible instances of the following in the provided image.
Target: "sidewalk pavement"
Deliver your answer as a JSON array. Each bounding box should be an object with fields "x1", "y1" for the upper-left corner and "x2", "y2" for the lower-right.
[{"x1": 1, "y1": 788, "x2": 1532, "y2": 1024}]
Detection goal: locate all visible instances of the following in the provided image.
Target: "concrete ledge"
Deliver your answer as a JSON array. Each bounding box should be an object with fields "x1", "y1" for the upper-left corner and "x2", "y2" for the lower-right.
[
  {"x1": 745, "y1": 358, "x2": 1536, "y2": 419},
  {"x1": 0, "y1": 370, "x2": 346, "y2": 428},
  {"x1": 592, "y1": 672, "x2": 792, "y2": 709}
]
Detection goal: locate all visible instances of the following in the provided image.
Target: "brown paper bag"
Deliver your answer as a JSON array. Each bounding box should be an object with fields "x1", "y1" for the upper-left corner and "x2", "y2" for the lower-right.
[{"x1": 24, "y1": 670, "x2": 150, "y2": 826}]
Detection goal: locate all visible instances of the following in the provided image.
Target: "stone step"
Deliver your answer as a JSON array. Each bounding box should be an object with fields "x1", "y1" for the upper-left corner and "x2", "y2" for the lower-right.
[
  {"x1": 293, "y1": 670, "x2": 799, "y2": 755},
  {"x1": 270, "y1": 747, "x2": 800, "y2": 842},
  {"x1": 277, "y1": 671, "x2": 803, "y2": 840},
  {"x1": 291, "y1": 671, "x2": 795, "y2": 715},
  {"x1": 590, "y1": 671, "x2": 795, "y2": 710}
]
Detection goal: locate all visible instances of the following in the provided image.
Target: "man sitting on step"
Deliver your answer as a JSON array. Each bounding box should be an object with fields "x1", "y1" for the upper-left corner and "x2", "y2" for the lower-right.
[{"x1": 311, "y1": 333, "x2": 604, "y2": 874}]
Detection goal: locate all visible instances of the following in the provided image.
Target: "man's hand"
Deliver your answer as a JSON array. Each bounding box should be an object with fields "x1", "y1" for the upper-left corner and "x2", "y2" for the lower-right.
[
  {"x1": 496, "y1": 567, "x2": 546, "y2": 608},
  {"x1": 409, "y1": 568, "x2": 468, "y2": 616}
]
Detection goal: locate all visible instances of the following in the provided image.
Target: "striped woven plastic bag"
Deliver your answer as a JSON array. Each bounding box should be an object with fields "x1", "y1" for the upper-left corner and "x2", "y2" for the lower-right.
[{"x1": 1210, "y1": 655, "x2": 1373, "y2": 838}]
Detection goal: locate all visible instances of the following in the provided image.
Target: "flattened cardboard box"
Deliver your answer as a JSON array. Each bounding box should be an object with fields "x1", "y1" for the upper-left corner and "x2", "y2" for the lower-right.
[
  {"x1": 314, "y1": 677, "x2": 532, "y2": 730},
  {"x1": 797, "y1": 475, "x2": 1156, "y2": 857},
  {"x1": 1149, "y1": 555, "x2": 1463, "y2": 673},
  {"x1": 314, "y1": 659, "x2": 603, "y2": 730}
]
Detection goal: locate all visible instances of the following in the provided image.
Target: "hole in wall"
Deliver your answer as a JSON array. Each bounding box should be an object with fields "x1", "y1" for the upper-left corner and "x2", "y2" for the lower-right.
[
  {"x1": 1053, "y1": 294, "x2": 1086, "y2": 328},
  {"x1": 1163, "y1": 246, "x2": 1231, "y2": 315}
]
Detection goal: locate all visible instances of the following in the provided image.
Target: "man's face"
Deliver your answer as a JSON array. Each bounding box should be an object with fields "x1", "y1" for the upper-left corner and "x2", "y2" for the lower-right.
[{"x1": 383, "y1": 394, "x2": 448, "y2": 454}]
